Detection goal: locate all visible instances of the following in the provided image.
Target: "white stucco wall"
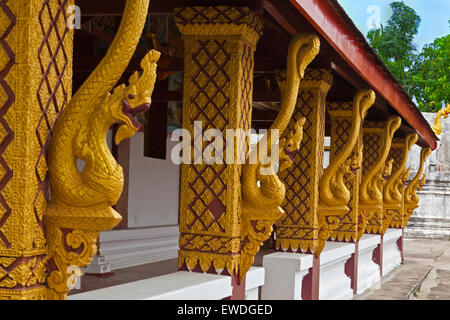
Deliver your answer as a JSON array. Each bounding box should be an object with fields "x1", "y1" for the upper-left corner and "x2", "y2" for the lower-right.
[
  {"x1": 127, "y1": 132, "x2": 180, "y2": 228},
  {"x1": 405, "y1": 111, "x2": 450, "y2": 239},
  {"x1": 406, "y1": 112, "x2": 449, "y2": 174}
]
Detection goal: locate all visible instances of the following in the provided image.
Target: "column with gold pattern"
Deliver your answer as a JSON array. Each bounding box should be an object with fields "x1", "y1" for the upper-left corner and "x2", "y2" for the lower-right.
[
  {"x1": 403, "y1": 147, "x2": 431, "y2": 228},
  {"x1": 276, "y1": 68, "x2": 333, "y2": 255},
  {"x1": 324, "y1": 101, "x2": 364, "y2": 243},
  {"x1": 175, "y1": 7, "x2": 263, "y2": 278},
  {"x1": 317, "y1": 90, "x2": 375, "y2": 252},
  {"x1": 382, "y1": 134, "x2": 418, "y2": 232},
  {"x1": 0, "y1": 0, "x2": 73, "y2": 300},
  {"x1": 359, "y1": 117, "x2": 401, "y2": 236}
]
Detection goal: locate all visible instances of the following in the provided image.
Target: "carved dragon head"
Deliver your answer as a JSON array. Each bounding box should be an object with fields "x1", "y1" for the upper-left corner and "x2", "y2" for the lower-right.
[
  {"x1": 112, "y1": 50, "x2": 161, "y2": 145},
  {"x1": 293, "y1": 33, "x2": 320, "y2": 79},
  {"x1": 432, "y1": 104, "x2": 450, "y2": 135},
  {"x1": 402, "y1": 167, "x2": 411, "y2": 185},
  {"x1": 382, "y1": 159, "x2": 394, "y2": 180},
  {"x1": 349, "y1": 146, "x2": 363, "y2": 175},
  {"x1": 278, "y1": 117, "x2": 306, "y2": 173}
]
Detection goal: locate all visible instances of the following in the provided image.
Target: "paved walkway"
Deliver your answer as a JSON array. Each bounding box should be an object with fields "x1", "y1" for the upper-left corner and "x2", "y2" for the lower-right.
[{"x1": 356, "y1": 239, "x2": 450, "y2": 300}]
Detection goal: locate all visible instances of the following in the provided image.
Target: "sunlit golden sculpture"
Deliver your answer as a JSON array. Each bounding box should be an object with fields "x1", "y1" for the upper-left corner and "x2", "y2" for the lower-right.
[
  {"x1": 403, "y1": 147, "x2": 432, "y2": 227},
  {"x1": 382, "y1": 133, "x2": 418, "y2": 231},
  {"x1": 432, "y1": 104, "x2": 450, "y2": 135},
  {"x1": 44, "y1": 0, "x2": 159, "y2": 299},
  {"x1": 317, "y1": 89, "x2": 375, "y2": 252},
  {"x1": 358, "y1": 116, "x2": 401, "y2": 238},
  {"x1": 240, "y1": 33, "x2": 320, "y2": 279}
]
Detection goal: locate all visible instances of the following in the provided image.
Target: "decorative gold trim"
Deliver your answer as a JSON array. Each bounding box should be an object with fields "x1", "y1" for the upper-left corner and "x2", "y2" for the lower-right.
[
  {"x1": 0, "y1": 287, "x2": 48, "y2": 300},
  {"x1": 175, "y1": 6, "x2": 263, "y2": 48}
]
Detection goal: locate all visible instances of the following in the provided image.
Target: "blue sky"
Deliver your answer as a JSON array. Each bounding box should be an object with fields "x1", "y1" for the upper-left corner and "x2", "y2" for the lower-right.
[{"x1": 337, "y1": 0, "x2": 449, "y2": 50}]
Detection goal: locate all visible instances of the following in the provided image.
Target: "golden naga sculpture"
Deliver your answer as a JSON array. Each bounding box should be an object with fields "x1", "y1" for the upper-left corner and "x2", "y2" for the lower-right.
[
  {"x1": 403, "y1": 147, "x2": 432, "y2": 227},
  {"x1": 240, "y1": 33, "x2": 320, "y2": 280},
  {"x1": 317, "y1": 89, "x2": 375, "y2": 249},
  {"x1": 382, "y1": 133, "x2": 418, "y2": 231},
  {"x1": 431, "y1": 103, "x2": 450, "y2": 135},
  {"x1": 44, "y1": 0, "x2": 159, "y2": 299},
  {"x1": 383, "y1": 134, "x2": 418, "y2": 205},
  {"x1": 358, "y1": 117, "x2": 401, "y2": 238}
]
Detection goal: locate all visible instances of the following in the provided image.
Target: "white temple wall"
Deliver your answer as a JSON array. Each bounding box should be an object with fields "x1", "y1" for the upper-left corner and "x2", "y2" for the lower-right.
[
  {"x1": 128, "y1": 132, "x2": 180, "y2": 228},
  {"x1": 405, "y1": 112, "x2": 450, "y2": 240},
  {"x1": 85, "y1": 133, "x2": 180, "y2": 273}
]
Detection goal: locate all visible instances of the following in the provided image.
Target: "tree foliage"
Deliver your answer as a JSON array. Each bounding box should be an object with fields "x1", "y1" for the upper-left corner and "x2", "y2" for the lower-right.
[
  {"x1": 367, "y1": 1, "x2": 421, "y2": 86},
  {"x1": 367, "y1": 2, "x2": 449, "y2": 112},
  {"x1": 410, "y1": 35, "x2": 450, "y2": 112}
]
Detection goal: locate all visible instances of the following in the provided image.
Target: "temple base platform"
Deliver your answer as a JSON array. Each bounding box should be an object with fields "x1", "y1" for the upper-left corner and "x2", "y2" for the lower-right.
[
  {"x1": 319, "y1": 242, "x2": 355, "y2": 300},
  {"x1": 382, "y1": 228, "x2": 403, "y2": 276},
  {"x1": 68, "y1": 267, "x2": 264, "y2": 300},
  {"x1": 357, "y1": 234, "x2": 381, "y2": 294},
  {"x1": 261, "y1": 252, "x2": 313, "y2": 300}
]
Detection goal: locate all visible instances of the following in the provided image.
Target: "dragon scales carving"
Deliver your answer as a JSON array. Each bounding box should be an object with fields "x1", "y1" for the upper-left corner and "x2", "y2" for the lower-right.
[
  {"x1": 44, "y1": 0, "x2": 160, "y2": 299},
  {"x1": 239, "y1": 33, "x2": 320, "y2": 280},
  {"x1": 317, "y1": 89, "x2": 375, "y2": 251},
  {"x1": 358, "y1": 116, "x2": 401, "y2": 238}
]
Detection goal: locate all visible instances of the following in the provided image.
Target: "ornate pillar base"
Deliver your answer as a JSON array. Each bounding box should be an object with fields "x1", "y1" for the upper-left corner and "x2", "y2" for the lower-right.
[
  {"x1": 381, "y1": 228, "x2": 402, "y2": 276},
  {"x1": 261, "y1": 252, "x2": 313, "y2": 300},
  {"x1": 276, "y1": 68, "x2": 333, "y2": 255},
  {"x1": 319, "y1": 242, "x2": 355, "y2": 300},
  {"x1": 357, "y1": 234, "x2": 381, "y2": 294}
]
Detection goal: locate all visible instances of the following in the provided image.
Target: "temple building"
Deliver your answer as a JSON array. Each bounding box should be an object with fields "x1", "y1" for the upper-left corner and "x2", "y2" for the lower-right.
[{"x1": 0, "y1": 0, "x2": 439, "y2": 300}]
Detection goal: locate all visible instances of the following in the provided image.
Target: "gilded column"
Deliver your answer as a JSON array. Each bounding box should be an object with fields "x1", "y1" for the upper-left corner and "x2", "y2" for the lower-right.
[
  {"x1": 175, "y1": 7, "x2": 263, "y2": 277},
  {"x1": 0, "y1": 0, "x2": 73, "y2": 299},
  {"x1": 317, "y1": 90, "x2": 375, "y2": 252},
  {"x1": 324, "y1": 101, "x2": 364, "y2": 243},
  {"x1": 359, "y1": 117, "x2": 401, "y2": 236},
  {"x1": 45, "y1": 0, "x2": 156, "y2": 300},
  {"x1": 275, "y1": 68, "x2": 333, "y2": 255},
  {"x1": 383, "y1": 133, "x2": 418, "y2": 232},
  {"x1": 403, "y1": 147, "x2": 431, "y2": 228}
]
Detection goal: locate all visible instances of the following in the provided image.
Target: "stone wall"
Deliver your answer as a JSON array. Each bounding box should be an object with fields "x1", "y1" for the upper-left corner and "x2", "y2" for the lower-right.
[{"x1": 405, "y1": 112, "x2": 450, "y2": 240}]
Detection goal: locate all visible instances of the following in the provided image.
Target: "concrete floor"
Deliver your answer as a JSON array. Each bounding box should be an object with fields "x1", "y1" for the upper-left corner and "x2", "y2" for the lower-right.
[{"x1": 356, "y1": 238, "x2": 450, "y2": 300}]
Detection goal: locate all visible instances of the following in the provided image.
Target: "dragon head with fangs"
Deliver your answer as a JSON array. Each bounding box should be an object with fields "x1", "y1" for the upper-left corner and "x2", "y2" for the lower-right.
[{"x1": 111, "y1": 50, "x2": 160, "y2": 145}]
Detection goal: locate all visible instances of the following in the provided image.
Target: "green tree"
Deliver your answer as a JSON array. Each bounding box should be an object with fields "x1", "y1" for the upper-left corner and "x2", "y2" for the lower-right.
[
  {"x1": 367, "y1": 1, "x2": 421, "y2": 87},
  {"x1": 410, "y1": 34, "x2": 450, "y2": 112}
]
